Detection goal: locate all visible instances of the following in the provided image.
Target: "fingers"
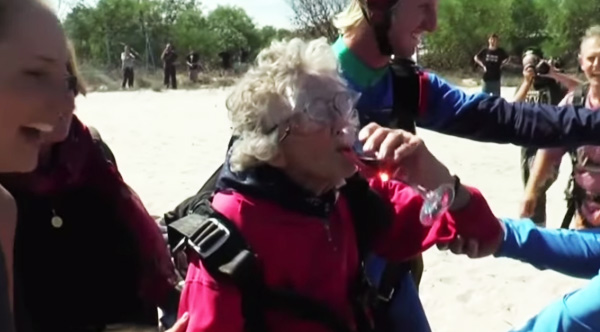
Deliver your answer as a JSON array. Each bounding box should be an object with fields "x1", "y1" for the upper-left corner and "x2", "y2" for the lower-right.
[
  {"x1": 392, "y1": 135, "x2": 421, "y2": 162},
  {"x1": 465, "y1": 239, "x2": 479, "y2": 258},
  {"x1": 520, "y1": 199, "x2": 536, "y2": 218},
  {"x1": 379, "y1": 130, "x2": 416, "y2": 161},
  {"x1": 358, "y1": 122, "x2": 381, "y2": 142},
  {"x1": 166, "y1": 312, "x2": 190, "y2": 332},
  {"x1": 362, "y1": 127, "x2": 390, "y2": 155},
  {"x1": 439, "y1": 236, "x2": 480, "y2": 258},
  {"x1": 359, "y1": 123, "x2": 420, "y2": 161},
  {"x1": 448, "y1": 236, "x2": 466, "y2": 254}
]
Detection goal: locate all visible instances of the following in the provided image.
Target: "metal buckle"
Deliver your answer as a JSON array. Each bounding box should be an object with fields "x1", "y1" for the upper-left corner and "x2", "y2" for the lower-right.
[
  {"x1": 189, "y1": 217, "x2": 231, "y2": 258},
  {"x1": 377, "y1": 287, "x2": 395, "y2": 303}
]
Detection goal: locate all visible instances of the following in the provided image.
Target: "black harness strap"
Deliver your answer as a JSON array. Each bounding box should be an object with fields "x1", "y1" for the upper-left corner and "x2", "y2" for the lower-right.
[
  {"x1": 561, "y1": 83, "x2": 590, "y2": 229},
  {"x1": 389, "y1": 58, "x2": 422, "y2": 134}
]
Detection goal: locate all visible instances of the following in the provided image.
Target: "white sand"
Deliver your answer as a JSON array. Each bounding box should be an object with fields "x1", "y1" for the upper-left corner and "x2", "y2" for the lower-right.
[{"x1": 75, "y1": 86, "x2": 587, "y2": 332}]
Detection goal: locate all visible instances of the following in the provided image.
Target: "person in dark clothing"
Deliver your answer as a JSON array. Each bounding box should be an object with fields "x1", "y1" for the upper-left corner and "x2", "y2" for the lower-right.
[
  {"x1": 161, "y1": 43, "x2": 178, "y2": 89},
  {"x1": 474, "y1": 34, "x2": 509, "y2": 96},
  {"x1": 186, "y1": 49, "x2": 200, "y2": 83},
  {"x1": 218, "y1": 50, "x2": 232, "y2": 71},
  {"x1": 515, "y1": 49, "x2": 580, "y2": 226}
]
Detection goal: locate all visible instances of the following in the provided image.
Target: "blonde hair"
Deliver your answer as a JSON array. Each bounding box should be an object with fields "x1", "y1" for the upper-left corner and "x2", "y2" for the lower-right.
[
  {"x1": 333, "y1": 0, "x2": 366, "y2": 35},
  {"x1": 226, "y1": 37, "x2": 344, "y2": 172},
  {"x1": 66, "y1": 39, "x2": 87, "y2": 96}
]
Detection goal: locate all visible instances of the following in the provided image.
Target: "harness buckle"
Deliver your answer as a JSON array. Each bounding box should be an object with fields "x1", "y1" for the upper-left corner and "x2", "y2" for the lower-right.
[
  {"x1": 376, "y1": 287, "x2": 395, "y2": 303},
  {"x1": 189, "y1": 217, "x2": 231, "y2": 259}
]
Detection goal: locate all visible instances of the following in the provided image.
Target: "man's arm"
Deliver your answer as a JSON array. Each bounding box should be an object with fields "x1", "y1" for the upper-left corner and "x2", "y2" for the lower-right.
[
  {"x1": 500, "y1": 49, "x2": 510, "y2": 69},
  {"x1": 521, "y1": 149, "x2": 564, "y2": 218},
  {"x1": 513, "y1": 70, "x2": 535, "y2": 102},
  {"x1": 496, "y1": 218, "x2": 600, "y2": 279},
  {"x1": 545, "y1": 70, "x2": 582, "y2": 92},
  {"x1": 416, "y1": 73, "x2": 600, "y2": 148},
  {"x1": 473, "y1": 50, "x2": 486, "y2": 70}
]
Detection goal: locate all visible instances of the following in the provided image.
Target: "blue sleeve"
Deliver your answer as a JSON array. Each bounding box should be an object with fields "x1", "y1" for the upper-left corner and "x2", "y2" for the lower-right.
[
  {"x1": 510, "y1": 276, "x2": 600, "y2": 332},
  {"x1": 495, "y1": 218, "x2": 600, "y2": 279},
  {"x1": 418, "y1": 73, "x2": 600, "y2": 148}
]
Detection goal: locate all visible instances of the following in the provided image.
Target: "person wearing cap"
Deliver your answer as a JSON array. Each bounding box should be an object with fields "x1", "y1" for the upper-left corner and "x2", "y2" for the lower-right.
[{"x1": 331, "y1": 0, "x2": 600, "y2": 331}]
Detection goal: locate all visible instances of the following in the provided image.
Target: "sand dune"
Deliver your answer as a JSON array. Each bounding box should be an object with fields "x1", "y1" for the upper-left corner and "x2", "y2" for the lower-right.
[{"x1": 75, "y1": 86, "x2": 587, "y2": 332}]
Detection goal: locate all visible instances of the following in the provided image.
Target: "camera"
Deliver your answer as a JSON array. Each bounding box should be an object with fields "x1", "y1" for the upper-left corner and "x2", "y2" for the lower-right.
[{"x1": 522, "y1": 49, "x2": 551, "y2": 75}]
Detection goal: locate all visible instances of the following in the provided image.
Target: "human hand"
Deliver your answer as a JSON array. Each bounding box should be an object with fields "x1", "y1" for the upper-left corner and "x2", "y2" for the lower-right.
[
  {"x1": 165, "y1": 312, "x2": 189, "y2": 332},
  {"x1": 520, "y1": 192, "x2": 537, "y2": 218},
  {"x1": 523, "y1": 67, "x2": 535, "y2": 82},
  {"x1": 437, "y1": 220, "x2": 505, "y2": 258},
  {"x1": 358, "y1": 123, "x2": 453, "y2": 190}
]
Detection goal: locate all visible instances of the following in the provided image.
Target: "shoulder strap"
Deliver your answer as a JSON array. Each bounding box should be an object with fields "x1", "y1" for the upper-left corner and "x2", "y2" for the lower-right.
[
  {"x1": 167, "y1": 201, "x2": 269, "y2": 332},
  {"x1": 88, "y1": 126, "x2": 117, "y2": 166},
  {"x1": 389, "y1": 58, "x2": 423, "y2": 134},
  {"x1": 572, "y1": 83, "x2": 590, "y2": 107},
  {"x1": 167, "y1": 199, "x2": 360, "y2": 332},
  {"x1": 341, "y1": 175, "x2": 411, "y2": 331}
]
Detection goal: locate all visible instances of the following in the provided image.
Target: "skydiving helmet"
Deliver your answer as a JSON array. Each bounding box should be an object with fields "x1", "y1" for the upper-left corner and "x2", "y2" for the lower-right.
[{"x1": 358, "y1": 0, "x2": 400, "y2": 55}]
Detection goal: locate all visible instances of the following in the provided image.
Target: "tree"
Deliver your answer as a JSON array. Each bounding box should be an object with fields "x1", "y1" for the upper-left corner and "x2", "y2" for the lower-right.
[
  {"x1": 62, "y1": 1, "x2": 289, "y2": 69},
  {"x1": 287, "y1": 0, "x2": 347, "y2": 41}
]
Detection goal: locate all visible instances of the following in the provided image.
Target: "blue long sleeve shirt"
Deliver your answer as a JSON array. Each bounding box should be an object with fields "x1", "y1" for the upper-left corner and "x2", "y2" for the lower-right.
[{"x1": 497, "y1": 219, "x2": 600, "y2": 331}]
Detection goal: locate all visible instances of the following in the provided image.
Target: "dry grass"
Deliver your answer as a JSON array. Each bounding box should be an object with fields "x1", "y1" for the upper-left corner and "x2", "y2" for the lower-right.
[{"x1": 78, "y1": 64, "x2": 241, "y2": 93}]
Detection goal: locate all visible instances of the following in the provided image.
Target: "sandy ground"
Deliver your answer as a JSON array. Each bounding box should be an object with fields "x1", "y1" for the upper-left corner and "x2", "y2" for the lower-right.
[{"x1": 75, "y1": 86, "x2": 587, "y2": 332}]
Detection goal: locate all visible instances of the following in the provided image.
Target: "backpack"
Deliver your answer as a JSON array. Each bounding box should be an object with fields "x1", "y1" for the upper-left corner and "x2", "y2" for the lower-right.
[{"x1": 561, "y1": 83, "x2": 590, "y2": 229}]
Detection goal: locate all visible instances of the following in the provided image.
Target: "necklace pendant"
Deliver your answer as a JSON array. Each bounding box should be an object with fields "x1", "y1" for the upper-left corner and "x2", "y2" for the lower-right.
[{"x1": 51, "y1": 215, "x2": 63, "y2": 229}]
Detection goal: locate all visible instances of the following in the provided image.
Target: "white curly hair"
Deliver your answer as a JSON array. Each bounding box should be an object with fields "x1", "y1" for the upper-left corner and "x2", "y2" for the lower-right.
[{"x1": 226, "y1": 37, "x2": 347, "y2": 172}]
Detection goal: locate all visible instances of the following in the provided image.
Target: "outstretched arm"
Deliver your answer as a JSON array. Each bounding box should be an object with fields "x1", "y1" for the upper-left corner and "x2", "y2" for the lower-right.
[
  {"x1": 496, "y1": 219, "x2": 600, "y2": 279},
  {"x1": 417, "y1": 74, "x2": 600, "y2": 148}
]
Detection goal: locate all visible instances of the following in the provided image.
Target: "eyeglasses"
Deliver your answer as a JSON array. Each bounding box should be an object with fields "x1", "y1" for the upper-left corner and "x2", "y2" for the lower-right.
[{"x1": 267, "y1": 90, "x2": 361, "y2": 142}]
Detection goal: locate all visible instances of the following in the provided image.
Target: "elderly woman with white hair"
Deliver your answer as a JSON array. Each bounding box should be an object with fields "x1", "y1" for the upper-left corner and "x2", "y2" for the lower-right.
[{"x1": 176, "y1": 37, "x2": 502, "y2": 332}]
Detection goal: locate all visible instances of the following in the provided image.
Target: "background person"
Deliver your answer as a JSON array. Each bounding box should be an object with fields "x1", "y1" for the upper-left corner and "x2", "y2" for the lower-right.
[
  {"x1": 474, "y1": 33, "x2": 509, "y2": 96},
  {"x1": 121, "y1": 45, "x2": 136, "y2": 89},
  {"x1": 523, "y1": 26, "x2": 600, "y2": 230},
  {"x1": 161, "y1": 43, "x2": 177, "y2": 89},
  {"x1": 186, "y1": 49, "x2": 200, "y2": 83},
  {"x1": 514, "y1": 48, "x2": 580, "y2": 226}
]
